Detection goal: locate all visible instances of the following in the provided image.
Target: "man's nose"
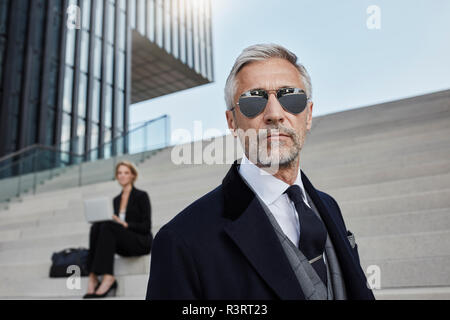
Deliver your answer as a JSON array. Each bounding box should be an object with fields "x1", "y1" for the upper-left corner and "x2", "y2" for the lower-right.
[{"x1": 263, "y1": 93, "x2": 285, "y2": 125}]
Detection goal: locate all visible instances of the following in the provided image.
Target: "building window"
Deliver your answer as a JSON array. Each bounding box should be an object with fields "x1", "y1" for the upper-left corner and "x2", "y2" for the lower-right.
[
  {"x1": 95, "y1": 0, "x2": 104, "y2": 38},
  {"x1": 104, "y1": 85, "x2": 113, "y2": 128},
  {"x1": 0, "y1": 1, "x2": 9, "y2": 35},
  {"x1": 106, "y1": 0, "x2": 115, "y2": 44},
  {"x1": 47, "y1": 59, "x2": 59, "y2": 108},
  {"x1": 65, "y1": 28, "x2": 76, "y2": 66},
  {"x1": 0, "y1": 37, "x2": 6, "y2": 89},
  {"x1": 106, "y1": 43, "x2": 114, "y2": 84},
  {"x1": 92, "y1": 79, "x2": 101, "y2": 123},
  {"x1": 90, "y1": 123, "x2": 99, "y2": 160},
  {"x1": 82, "y1": 0, "x2": 91, "y2": 30},
  {"x1": 118, "y1": 0, "x2": 126, "y2": 11},
  {"x1": 61, "y1": 112, "x2": 72, "y2": 150},
  {"x1": 156, "y1": 0, "x2": 163, "y2": 47},
  {"x1": 63, "y1": 66, "x2": 74, "y2": 113},
  {"x1": 76, "y1": 117, "x2": 86, "y2": 154},
  {"x1": 46, "y1": 108, "x2": 55, "y2": 146},
  {"x1": 78, "y1": 72, "x2": 87, "y2": 118},
  {"x1": 103, "y1": 128, "x2": 112, "y2": 157},
  {"x1": 117, "y1": 50, "x2": 125, "y2": 90},
  {"x1": 116, "y1": 90, "x2": 124, "y2": 133},
  {"x1": 93, "y1": 37, "x2": 102, "y2": 79},
  {"x1": 129, "y1": 0, "x2": 136, "y2": 29},
  {"x1": 80, "y1": 30, "x2": 89, "y2": 73},
  {"x1": 118, "y1": 9, "x2": 126, "y2": 51}
]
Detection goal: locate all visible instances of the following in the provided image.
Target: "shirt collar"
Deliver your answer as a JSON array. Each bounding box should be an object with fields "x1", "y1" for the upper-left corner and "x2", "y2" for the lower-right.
[{"x1": 238, "y1": 154, "x2": 307, "y2": 206}]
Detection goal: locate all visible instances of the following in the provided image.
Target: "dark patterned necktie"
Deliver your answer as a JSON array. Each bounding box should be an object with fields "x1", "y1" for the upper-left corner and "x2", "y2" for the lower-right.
[{"x1": 284, "y1": 185, "x2": 328, "y2": 286}]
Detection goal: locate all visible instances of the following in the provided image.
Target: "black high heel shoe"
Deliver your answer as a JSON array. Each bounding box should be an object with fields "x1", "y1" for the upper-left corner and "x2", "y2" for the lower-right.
[
  {"x1": 92, "y1": 280, "x2": 118, "y2": 298},
  {"x1": 83, "y1": 282, "x2": 101, "y2": 299}
]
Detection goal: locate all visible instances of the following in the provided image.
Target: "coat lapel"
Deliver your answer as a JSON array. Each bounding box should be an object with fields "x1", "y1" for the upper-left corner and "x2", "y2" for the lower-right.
[
  {"x1": 222, "y1": 161, "x2": 305, "y2": 300},
  {"x1": 126, "y1": 186, "x2": 137, "y2": 212},
  {"x1": 114, "y1": 186, "x2": 136, "y2": 215}
]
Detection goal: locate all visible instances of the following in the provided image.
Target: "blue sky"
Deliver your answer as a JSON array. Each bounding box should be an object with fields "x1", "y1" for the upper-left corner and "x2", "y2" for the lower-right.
[{"x1": 130, "y1": 0, "x2": 450, "y2": 145}]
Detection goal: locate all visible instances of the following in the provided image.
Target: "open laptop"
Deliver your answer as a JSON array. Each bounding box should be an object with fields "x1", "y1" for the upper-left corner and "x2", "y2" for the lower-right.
[{"x1": 83, "y1": 197, "x2": 114, "y2": 223}]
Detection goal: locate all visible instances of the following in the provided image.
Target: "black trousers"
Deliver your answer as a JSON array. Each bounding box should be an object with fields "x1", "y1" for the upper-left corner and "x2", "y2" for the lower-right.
[{"x1": 87, "y1": 221, "x2": 152, "y2": 276}]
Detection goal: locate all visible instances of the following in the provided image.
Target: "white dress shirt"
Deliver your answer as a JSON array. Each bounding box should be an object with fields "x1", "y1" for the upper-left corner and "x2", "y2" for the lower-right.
[{"x1": 238, "y1": 154, "x2": 311, "y2": 246}]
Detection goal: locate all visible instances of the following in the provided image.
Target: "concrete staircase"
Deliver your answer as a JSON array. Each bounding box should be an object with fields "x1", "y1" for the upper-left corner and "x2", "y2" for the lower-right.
[{"x1": 0, "y1": 89, "x2": 449, "y2": 299}]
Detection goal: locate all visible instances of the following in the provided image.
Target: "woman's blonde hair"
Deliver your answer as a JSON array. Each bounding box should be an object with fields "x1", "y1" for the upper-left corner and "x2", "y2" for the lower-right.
[{"x1": 115, "y1": 161, "x2": 139, "y2": 184}]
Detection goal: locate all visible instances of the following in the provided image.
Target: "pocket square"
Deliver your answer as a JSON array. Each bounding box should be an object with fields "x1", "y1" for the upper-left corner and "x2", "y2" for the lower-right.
[{"x1": 347, "y1": 230, "x2": 356, "y2": 249}]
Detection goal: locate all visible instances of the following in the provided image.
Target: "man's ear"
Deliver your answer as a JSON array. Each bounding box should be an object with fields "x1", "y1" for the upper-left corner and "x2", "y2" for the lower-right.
[
  {"x1": 306, "y1": 101, "x2": 313, "y2": 132},
  {"x1": 225, "y1": 110, "x2": 237, "y2": 136}
]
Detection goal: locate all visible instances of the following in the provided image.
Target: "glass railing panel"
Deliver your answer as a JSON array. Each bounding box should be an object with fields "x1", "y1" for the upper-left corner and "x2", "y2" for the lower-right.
[
  {"x1": 79, "y1": 155, "x2": 116, "y2": 186},
  {"x1": 144, "y1": 116, "x2": 169, "y2": 150},
  {"x1": 0, "y1": 115, "x2": 171, "y2": 202},
  {"x1": 0, "y1": 161, "x2": 21, "y2": 202}
]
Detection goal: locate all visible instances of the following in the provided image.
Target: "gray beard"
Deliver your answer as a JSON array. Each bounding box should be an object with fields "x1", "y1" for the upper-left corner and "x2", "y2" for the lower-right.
[{"x1": 238, "y1": 124, "x2": 306, "y2": 169}]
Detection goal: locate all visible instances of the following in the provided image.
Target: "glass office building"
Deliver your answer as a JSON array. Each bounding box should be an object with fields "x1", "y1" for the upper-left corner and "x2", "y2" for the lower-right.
[{"x1": 0, "y1": 0, "x2": 213, "y2": 161}]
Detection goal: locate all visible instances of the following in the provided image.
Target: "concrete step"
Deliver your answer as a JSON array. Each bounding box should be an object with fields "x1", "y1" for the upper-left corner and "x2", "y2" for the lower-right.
[
  {"x1": 0, "y1": 207, "x2": 84, "y2": 229},
  {"x1": 310, "y1": 161, "x2": 450, "y2": 191},
  {"x1": 340, "y1": 188, "x2": 450, "y2": 217},
  {"x1": 307, "y1": 111, "x2": 450, "y2": 151},
  {"x1": 0, "y1": 233, "x2": 89, "y2": 264},
  {"x1": 304, "y1": 137, "x2": 450, "y2": 168},
  {"x1": 0, "y1": 272, "x2": 149, "y2": 298},
  {"x1": 305, "y1": 146, "x2": 450, "y2": 181},
  {"x1": 305, "y1": 123, "x2": 450, "y2": 158},
  {"x1": 373, "y1": 286, "x2": 450, "y2": 300},
  {"x1": 0, "y1": 220, "x2": 89, "y2": 242},
  {"x1": 308, "y1": 109, "x2": 450, "y2": 150},
  {"x1": 309, "y1": 90, "x2": 450, "y2": 138},
  {"x1": 361, "y1": 255, "x2": 450, "y2": 288},
  {"x1": 346, "y1": 208, "x2": 450, "y2": 237},
  {"x1": 328, "y1": 172, "x2": 450, "y2": 201},
  {"x1": 0, "y1": 254, "x2": 150, "y2": 281},
  {"x1": 357, "y1": 230, "x2": 450, "y2": 261},
  {"x1": 2, "y1": 196, "x2": 82, "y2": 217}
]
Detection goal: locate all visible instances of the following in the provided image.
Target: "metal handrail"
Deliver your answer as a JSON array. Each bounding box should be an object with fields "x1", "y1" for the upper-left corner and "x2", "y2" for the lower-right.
[
  {"x1": 0, "y1": 115, "x2": 169, "y2": 166},
  {"x1": 0, "y1": 144, "x2": 82, "y2": 167}
]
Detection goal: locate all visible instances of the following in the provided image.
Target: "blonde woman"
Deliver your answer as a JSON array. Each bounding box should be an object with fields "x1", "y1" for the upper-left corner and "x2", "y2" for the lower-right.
[{"x1": 83, "y1": 161, "x2": 152, "y2": 298}]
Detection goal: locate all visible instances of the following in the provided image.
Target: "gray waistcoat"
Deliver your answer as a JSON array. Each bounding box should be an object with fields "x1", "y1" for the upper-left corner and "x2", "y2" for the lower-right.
[{"x1": 253, "y1": 189, "x2": 348, "y2": 300}]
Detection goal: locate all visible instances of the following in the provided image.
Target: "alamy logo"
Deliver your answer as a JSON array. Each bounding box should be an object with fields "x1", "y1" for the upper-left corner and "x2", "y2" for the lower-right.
[
  {"x1": 366, "y1": 5, "x2": 381, "y2": 30},
  {"x1": 67, "y1": 4, "x2": 81, "y2": 30},
  {"x1": 366, "y1": 265, "x2": 381, "y2": 289},
  {"x1": 66, "y1": 265, "x2": 81, "y2": 290}
]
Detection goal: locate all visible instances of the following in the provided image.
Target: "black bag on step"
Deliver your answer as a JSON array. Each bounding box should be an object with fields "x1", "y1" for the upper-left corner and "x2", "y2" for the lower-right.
[{"x1": 49, "y1": 247, "x2": 89, "y2": 278}]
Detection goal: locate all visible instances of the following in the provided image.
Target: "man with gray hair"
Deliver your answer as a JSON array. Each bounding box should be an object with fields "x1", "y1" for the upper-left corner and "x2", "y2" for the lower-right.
[{"x1": 146, "y1": 44, "x2": 374, "y2": 300}]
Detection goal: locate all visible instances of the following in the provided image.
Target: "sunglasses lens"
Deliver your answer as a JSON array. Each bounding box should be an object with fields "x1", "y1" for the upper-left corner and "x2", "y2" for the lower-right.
[
  {"x1": 238, "y1": 96, "x2": 267, "y2": 118},
  {"x1": 278, "y1": 93, "x2": 308, "y2": 114}
]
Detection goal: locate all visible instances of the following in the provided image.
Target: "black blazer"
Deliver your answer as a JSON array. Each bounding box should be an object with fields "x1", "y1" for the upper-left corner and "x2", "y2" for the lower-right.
[
  {"x1": 113, "y1": 187, "x2": 152, "y2": 236},
  {"x1": 146, "y1": 161, "x2": 375, "y2": 300}
]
